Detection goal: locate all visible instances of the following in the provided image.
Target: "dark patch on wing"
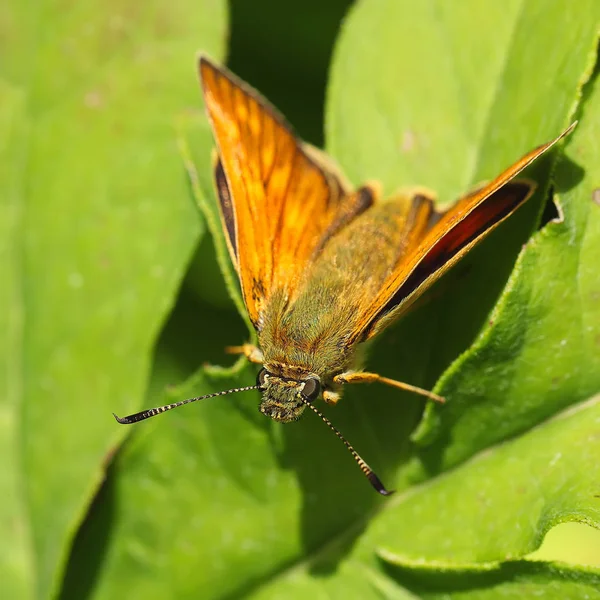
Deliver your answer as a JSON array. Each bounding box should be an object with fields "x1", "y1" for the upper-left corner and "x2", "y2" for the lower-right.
[
  {"x1": 376, "y1": 181, "x2": 531, "y2": 324},
  {"x1": 214, "y1": 158, "x2": 237, "y2": 259},
  {"x1": 251, "y1": 278, "x2": 266, "y2": 304}
]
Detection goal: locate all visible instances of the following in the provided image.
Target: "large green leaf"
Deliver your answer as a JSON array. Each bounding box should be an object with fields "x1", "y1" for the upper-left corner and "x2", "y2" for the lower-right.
[
  {"x1": 249, "y1": 557, "x2": 600, "y2": 599},
  {"x1": 0, "y1": 1, "x2": 227, "y2": 599},
  {"x1": 376, "y1": 395, "x2": 600, "y2": 564},
  {"x1": 252, "y1": 395, "x2": 600, "y2": 598},
  {"x1": 59, "y1": 1, "x2": 600, "y2": 599}
]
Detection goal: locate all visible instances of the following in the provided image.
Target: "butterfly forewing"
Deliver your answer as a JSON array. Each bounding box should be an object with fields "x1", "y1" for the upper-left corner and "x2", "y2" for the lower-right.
[
  {"x1": 200, "y1": 57, "x2": 355, "y2": 329},
  {"x1": 355, "y1": 124, "x2": 575, "y2": 341}
]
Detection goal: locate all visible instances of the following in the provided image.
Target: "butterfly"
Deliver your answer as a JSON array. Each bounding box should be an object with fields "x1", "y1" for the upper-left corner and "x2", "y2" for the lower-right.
[{"x1": 114, "y1": 56, "x2": 574, "y2": 495}]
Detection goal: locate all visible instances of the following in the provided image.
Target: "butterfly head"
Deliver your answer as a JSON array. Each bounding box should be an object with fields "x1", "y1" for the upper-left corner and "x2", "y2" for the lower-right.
[{"x1": 256, "y1": 368, "x2": 321, "y2": 423}]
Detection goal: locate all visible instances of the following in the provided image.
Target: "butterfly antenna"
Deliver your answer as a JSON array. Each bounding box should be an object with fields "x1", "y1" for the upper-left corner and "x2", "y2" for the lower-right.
[
  {"x1": 299, "y1": 396, "x2": 394, "y2": 496},
  {"x1": 113, "y1": 385, "x2": 260, "y2": 424}
]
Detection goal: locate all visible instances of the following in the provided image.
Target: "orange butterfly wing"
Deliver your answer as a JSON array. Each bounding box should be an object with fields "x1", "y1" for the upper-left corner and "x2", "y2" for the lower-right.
[
  {"x1": 355, "y1": 124, "x2": 576, "y2": 341},
  {"x1": 199, "y1": 57, "x2": 368, "y2": 329}
]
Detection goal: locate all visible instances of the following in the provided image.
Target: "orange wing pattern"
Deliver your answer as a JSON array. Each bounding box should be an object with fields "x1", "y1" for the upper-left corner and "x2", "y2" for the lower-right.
[
  {"x1": 356, "y1": 124, "x2": 576, "y2": 341},
  {"x1": 200, "y1": 57, "x2": 363, "y2": 329}
]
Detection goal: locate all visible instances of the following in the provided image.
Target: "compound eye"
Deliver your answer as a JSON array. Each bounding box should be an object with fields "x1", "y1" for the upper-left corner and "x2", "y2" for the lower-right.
[
  {"x1": 256, "y1": 368, "x2": 269, "y2": 389},
  {"x1": 302, "y1": 377, "x2": 321, "y2": 401}
]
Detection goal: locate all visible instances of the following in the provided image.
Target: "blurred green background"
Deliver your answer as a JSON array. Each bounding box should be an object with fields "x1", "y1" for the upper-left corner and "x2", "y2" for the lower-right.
[{"x1": 2, "y1": 1, "x2": 600, "y2": 599}]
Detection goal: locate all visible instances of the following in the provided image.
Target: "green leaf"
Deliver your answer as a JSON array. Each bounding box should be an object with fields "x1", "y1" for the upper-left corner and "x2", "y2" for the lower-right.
[
  {"x1": 243, "y1": 560, "x2": 600, "y2": 600},
  {"x1": 242, "y1": 397, "x2": 600, "y2": 596},
  {"x1": 57, "y1": 1, "x2": 600, "y2": 599},
  {"x1": 328, "y1": 0, "x2": 588, "y2": 197},
  {"x1": 0, "y1": 2, "x2": 227, "y2": 599},
  {"x1": 359, "y1": 561, "x2": 600, "y2": 600},
  {"x1": 376, "y1": 396, "x2": 600, "y2": 565}
]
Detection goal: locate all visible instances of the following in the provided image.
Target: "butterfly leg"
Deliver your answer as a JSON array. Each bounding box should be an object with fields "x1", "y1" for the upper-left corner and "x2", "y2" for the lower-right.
[
  {"x1": 333, "y1": 371, "x2": 444, "y2": 403},
  {"x1": 322, "y1": 389, "x2": 341, "y2": 405},
  {"x1": 225, "y1": 344, "x2": 264, "y2": 364}
]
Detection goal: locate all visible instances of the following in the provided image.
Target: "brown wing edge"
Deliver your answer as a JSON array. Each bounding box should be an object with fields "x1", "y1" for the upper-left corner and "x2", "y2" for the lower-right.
[
  {"x1": 372, "y1": 180, "x2": 534, "y2": 334},
  {"x1": 212, "y1": 151, "x2": 238, "y2": 267},
  {"x1": 359, "y1": 122, "x2": 577, "y2": 341}
]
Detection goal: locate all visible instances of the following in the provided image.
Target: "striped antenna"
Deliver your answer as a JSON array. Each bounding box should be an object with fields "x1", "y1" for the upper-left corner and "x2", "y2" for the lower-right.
[
  {"x1": 299, "y1": 395, "x2": 394, "y2": 496},
  {"x1": 113, "y1": 385, "x2": 260, "y2": 424}
]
